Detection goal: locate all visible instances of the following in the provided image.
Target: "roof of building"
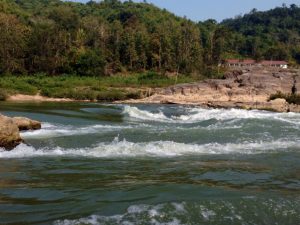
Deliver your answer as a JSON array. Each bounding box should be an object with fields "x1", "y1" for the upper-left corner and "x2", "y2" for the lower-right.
[
  {"x1": 225, "y1": 59, "x2": 288, "y2": 65},
  {"x1": 242, "y1": 59, "x2": 256, "y2": 64},
  {"x1": 225, "y1": 59, "x2": 256, "y2": 64},
  {"x1": 226, "y1": 59, "x2": 239, "y2": 64},
  {"x1": 260, "y1": 60, "x2": 288, "y2": 65}
]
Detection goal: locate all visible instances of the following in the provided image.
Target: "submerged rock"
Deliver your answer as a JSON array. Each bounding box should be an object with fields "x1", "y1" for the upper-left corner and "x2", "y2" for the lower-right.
[
  {"x1": 13, "y1": 117, "x2": 41, "y2": 131},
  {"x1": 0, "y1": 115, "x2": 23, "y2": 150}
]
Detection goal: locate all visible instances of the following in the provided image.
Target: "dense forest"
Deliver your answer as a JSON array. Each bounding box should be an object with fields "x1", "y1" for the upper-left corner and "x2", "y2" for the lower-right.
[
  {"x1": 221, "y1": 4, "x2": 300, "y2": 64},
  {"x1": 0, "y1": 0, "x2": 300, "y2": 77}
]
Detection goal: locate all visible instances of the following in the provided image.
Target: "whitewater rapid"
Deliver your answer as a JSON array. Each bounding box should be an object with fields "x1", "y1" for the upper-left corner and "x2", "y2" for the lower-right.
[
  {"x1": 1, "y1": 103, "x2": 300, "y2": 225},
  {"x1": 1, "y1": 137, "x2": 299, "y2": 158},
  {"x1": 21, "y1": 106, "x2": 300, "y2": 140},
  {"x1": 1, "y1": 105, "x2": 299, "y2": 158},
  {"x1": 122, "y1": 105, "x2": 300, "y2": 125}
]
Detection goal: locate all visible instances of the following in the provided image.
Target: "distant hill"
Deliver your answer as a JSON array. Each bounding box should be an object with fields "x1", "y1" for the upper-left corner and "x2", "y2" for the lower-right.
[
  {"x1": 0, "y1": 0, "x2": 299, "y2": 77},
  {"x1": 221, "y1": 4, "x2": 300, "y2": 64}
]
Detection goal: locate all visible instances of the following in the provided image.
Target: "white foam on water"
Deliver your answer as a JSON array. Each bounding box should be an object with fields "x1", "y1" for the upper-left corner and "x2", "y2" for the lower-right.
[
  {"x1": 123, "y1": 105, "x2": 300, "y2": 125},
  {"x1": 54, "y1": 198, "x2": 300, "y2": 225},
  {"x1": 1, "y1": 137, "x2": 299, "y2": 159},
  {"x1": 53, "y1": 198, "x2": 300, "y2": 225},
  {"x1": 54, "y1": 203, "x2": 186, "y2": 225},
  {"x1": 201, "y1": 207, "x2": 216, "y2": 221},
  {"x1": 123, "y1": 105, "x2": 171, "y2": 122},
  {"x1": 20, "y1": 123, "x2": 136, "y2": 139}
]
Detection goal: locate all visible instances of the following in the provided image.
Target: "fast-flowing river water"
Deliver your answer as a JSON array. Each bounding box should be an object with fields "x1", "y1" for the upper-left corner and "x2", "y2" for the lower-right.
[{"x1": 0, "y1": 102, "x2": 300, "y2": 225}]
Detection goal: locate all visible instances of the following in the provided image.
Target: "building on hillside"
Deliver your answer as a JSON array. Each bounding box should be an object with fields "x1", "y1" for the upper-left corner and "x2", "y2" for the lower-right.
[
  {"x1": 224, "y1": 59, "x2": 288, "y2": 69},
  {"x1": 225, "y1": 59, "x2": 256, "y2": 67},
  {"x1": 260, "y1": 60, "x2": 288, "y2": 69}
]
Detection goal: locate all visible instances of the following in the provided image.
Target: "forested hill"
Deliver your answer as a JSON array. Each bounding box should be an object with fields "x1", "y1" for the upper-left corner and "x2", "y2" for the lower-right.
[
  {"x1": 0, "y1": 0, "x2": 203, "y2": 76},
  {"x1": 0, "y1": 0, "x2": 300, "y2": 77},
  {"x1": 221, "y1": 4, "x2": 300, "y2": 64}
]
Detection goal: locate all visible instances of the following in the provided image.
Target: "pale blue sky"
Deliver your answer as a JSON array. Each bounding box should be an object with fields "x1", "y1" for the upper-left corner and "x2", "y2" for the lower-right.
[{"x1": 72, "y1": 0, "x2": 299, "y2": 22}]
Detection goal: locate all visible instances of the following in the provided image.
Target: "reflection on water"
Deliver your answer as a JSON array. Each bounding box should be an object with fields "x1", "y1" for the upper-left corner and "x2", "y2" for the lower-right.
[{"x1": 0, "y1": 102, "x2": 299, "y2": 224}]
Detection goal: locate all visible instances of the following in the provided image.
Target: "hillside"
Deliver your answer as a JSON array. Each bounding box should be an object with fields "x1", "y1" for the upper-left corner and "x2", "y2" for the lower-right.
[
  {"x1": 221, "y1": 4, "x2": 300, "y2": 64},
  {"x1": 0, "y1": 0, "x2": 202, "y2": 76},
  {"x1": 0, "y1": 0, "x2": 299, "y2": 78}
]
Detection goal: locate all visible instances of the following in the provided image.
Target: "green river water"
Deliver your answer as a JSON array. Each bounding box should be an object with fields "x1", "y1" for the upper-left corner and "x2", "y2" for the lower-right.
[{"x1": 0, "y1": 102, "x2": 299, "y2": 225}]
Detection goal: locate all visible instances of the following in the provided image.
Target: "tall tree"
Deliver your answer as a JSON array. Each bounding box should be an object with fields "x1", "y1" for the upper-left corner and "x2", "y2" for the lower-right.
[{"x1": 0, "y1": 13, "x2": 30, "y2": 74}]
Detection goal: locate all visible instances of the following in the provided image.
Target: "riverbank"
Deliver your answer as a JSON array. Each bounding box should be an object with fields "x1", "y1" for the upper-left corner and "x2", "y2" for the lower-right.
[
  {"x1": 2, "y1": 68, "x2": 300, "y2": 113},
  {"x1": 0, "y1": 72, "x2": 194, "y2": 102},
  {"x1": 7, "y1": 94, "x2": 76, "y2": 102},
  {"x1": 121, "y1": 67, "x2": 300, "y2": 113}
]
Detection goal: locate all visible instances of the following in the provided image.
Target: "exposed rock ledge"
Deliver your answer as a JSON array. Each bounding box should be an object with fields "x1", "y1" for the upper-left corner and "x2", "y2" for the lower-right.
[
  {"x1": 13, "y1": 117, "x2": 41, "y2": 131},
  {"x1": 123, "y1": 68, "x2": 300, "y2": 113},
  {"x1": 0, "y1": 115, "x2": 41, "y2": 150}
]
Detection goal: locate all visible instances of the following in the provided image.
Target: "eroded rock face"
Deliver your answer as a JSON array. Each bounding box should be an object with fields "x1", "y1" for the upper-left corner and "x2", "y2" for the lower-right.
[
  {"x1": 12, "y1": 117, "x2": 41, "y2": 131},
  {"x1": 127, "y1": 68, "x2": 300, "y2": 112},
  {"x1": 0, "y1": 115, "x2": 23, "y2": 150}
]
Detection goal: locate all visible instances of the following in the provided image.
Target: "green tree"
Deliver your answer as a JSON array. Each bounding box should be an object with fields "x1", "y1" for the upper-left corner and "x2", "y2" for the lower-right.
[
  {"x1": 74, "y1": 49, "x2": 105, "y2": 76},
  {"x1": 0, "y1": 13, "x2": 30, "y2": 74}
]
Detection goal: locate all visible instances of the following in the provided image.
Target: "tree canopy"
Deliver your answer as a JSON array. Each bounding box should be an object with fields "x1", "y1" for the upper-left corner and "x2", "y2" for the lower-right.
[
  {"x1": 222, "y1": 4, "x2": 300, "y2": 63},
  {"x1": 0, "y1": 0, "x2": 299, "y2": 76}
]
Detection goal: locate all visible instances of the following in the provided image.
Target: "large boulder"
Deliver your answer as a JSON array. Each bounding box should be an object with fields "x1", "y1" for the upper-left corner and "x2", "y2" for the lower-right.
[
  {"x1": 269, "y1": 98, "x2": 289, "y2": 112},
  {"x1": 12, "y1": 117, "x2": 41, "y2": 131},
  {"x1": 0, "y1": 115, "x2": 23, "y2": 150}
]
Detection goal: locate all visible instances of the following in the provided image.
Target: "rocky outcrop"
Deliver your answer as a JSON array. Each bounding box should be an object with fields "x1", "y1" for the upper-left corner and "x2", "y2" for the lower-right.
[
  {"x1": 12, "y1": 117, "x2": 41, "y2": 131},
  {"x1": 124, "y1": 68, "x2": 300, "y2": 112},
  {"x1": 0, "y1": 115, "x2": 23, "y2": 150},
  {"x1": 0, "y1": 115, "x2": 41, "y2": 150}
]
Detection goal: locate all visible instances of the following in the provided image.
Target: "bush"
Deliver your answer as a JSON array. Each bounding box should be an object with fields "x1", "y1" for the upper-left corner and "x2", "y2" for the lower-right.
[
  {"x1": 126, "y1": 91, "x2": 141, "y2": 99},
  {"x1": 269, "y1": 91, "x2": 300, "y2": 105},
  {"x1": 0, "y1": 89, "x2": 8, "y2": 101},
  {"x1": 138, "y1": 71, "x2": 163, "y2": 81},
  {"x1": 74, "y1": 49, "x2": 105, "y2": 76},
  {"x1": 41, "y1": 87, "x2": 98, "y2": 101},
  {"x1": 96, "y1": 90, "x2": 126, "y2": 101}
]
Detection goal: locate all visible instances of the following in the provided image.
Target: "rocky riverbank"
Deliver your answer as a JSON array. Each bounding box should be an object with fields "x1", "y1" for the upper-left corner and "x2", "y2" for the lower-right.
[
  {"x1": 0, "y1": 115, "x2": 41, "y2": 150},
  {"x1": 124, "y1": 67, "x2": 300, "y2": 112}
]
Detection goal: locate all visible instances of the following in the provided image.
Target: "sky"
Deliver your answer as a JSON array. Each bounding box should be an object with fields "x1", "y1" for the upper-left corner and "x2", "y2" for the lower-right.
[{"x1": 73, "y1": 0, "x2": 299, "y2": 22}]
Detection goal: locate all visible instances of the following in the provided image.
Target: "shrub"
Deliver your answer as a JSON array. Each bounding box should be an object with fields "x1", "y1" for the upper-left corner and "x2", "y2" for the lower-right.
[
  {"x1": 269, "y1": 91, "x2": 300, "y2": 105},
  {"x1": 0, "y1": 89, "x2": 8, "y2": 101},
  {"x1": 74, "y1": 49, "x2": 105, "y2": 76},
  {"x1": 126, "y1": 91, "x2": 141, "y2": 99},
  {"x1": 138, "y1": 71, "x2": 163, "y2": 81},
  {"x1": 96, "y1": 90, "x2": 126, "y2": 101}
]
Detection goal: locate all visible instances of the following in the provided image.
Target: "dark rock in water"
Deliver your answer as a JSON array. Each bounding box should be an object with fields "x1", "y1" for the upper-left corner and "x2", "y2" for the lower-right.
[
  {"x1": 160, "y1": 100, "x2": 177, "y2": 104},
  {"x1": 0, "y1": 115, "x2": 23, "y2": 150},
  {"x1": 12, "y1": 117, "x2": 41, "y2": 131}
]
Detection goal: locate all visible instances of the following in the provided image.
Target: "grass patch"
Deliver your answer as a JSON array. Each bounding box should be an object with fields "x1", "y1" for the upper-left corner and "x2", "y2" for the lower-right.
[
  {"x1": 0, "y1": 72, "x2": 197, "y2": 101},
  {"x1": 269, "y1": 91, "x2": 300, "y2": 105}
]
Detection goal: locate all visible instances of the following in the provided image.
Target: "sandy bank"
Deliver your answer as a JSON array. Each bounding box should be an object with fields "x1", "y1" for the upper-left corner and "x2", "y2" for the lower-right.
[{"x1": 7, "y1": 94, "x2": 82, "y2": 102}]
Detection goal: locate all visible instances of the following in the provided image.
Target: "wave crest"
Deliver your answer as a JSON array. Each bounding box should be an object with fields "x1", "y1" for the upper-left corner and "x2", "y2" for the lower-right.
[
  {"x1": 122, "y1": 105, "x2": 300, "y2": 124},
  {"x1": 0, "y1": 137, "x2": 299, "y2": 159},
  {"x1": 21, "y1": 123, "x2": 135, "y2": 139},
  {"x1": 54, "y1": 198, "x2": 299, "y2": 225}
]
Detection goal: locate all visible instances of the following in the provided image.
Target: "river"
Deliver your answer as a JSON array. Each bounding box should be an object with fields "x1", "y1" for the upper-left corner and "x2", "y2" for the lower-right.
[{"x1": 0, "y1": 102, "x2": 299, "y2": 224}]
